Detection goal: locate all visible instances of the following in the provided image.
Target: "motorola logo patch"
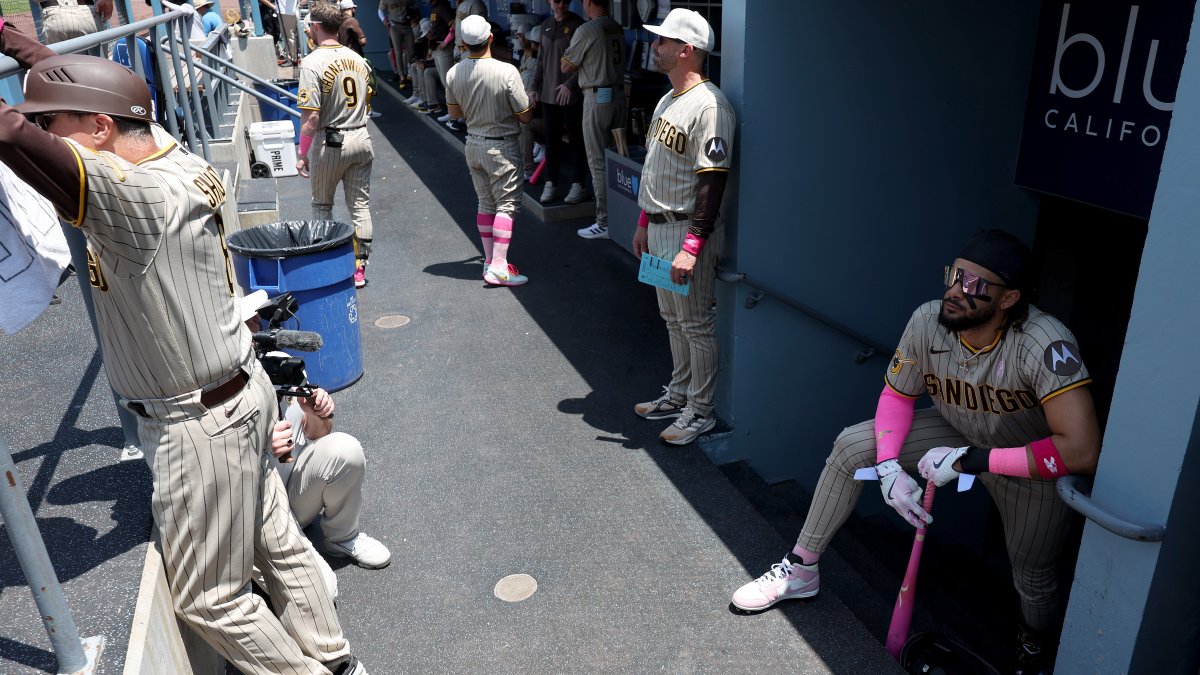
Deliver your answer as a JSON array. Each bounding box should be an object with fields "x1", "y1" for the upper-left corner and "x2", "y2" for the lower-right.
[
  {"x1": 1043, "y1": 340, "x2": 1083, "y2": 376},
  {"x1": 704, "y1": 137, "x2": 727, "y2": 162}
]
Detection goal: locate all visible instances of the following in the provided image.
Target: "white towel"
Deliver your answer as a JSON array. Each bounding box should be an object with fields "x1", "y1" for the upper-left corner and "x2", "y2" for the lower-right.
[{"x1": 0, "y1": 162, "x2": 70, "y2": 335}]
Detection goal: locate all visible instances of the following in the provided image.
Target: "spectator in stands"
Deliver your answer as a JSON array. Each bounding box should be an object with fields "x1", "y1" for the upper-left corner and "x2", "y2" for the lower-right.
[{"x1": 197, "y1": 0, "x2": 223, "y2": 35}]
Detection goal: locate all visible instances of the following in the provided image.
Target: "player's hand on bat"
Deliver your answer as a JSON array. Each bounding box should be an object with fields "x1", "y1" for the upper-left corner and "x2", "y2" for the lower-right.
[
  {"x1": 300, "y1": 387, "x2": 335, "y2": 418},
  {"x1": 670, "y1": 250, "x2": 695, "y2": 285},
  {"x1": 876, "y1": 459, "x2": 932, "y2": 527},
  {"x1": 918, "y1": 446, "x2": 969, "y2": 487},
  {"x1": 554, "y1": 83, "x2": 572, "y2": 106},
  {"x1": 632, "y1": 227, "x2": 648, "y2": 258},
  {"x1": 296, "y1": 157, "x2": 309, "y2": 178},
  {"x1": 271, "y1": 420, "x2": 294, "y2": 459}
]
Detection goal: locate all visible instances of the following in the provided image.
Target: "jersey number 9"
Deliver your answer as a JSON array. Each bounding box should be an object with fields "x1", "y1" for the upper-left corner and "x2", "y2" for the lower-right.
[{"x1": 342, "y1": 77, "x2": 358, "y2": 108}]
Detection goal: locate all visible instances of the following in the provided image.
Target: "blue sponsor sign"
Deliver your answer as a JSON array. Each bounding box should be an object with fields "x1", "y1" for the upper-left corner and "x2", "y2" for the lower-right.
[
  {"x1": 608, "y1": 159, "x2": 640, "y2": 201},
  {"x1": 1014, "y1": 1, "x2": 1194, "y2": 218}
]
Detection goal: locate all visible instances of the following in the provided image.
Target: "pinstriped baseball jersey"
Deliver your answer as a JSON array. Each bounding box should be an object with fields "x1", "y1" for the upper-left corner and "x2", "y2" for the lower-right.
[
  {"x1": 454, "y1": 0, "x2": 487, "y2": 47},
  {"x1": 378, "y1": 0, "x2": 412, "y2": 22},
  {"x1": 298, "y1": 45, "x2": 372, "y2": 130},
  {"x1": 61, "y1": 132, "x2": 248, "y2": 400},
  {"x1": 561, "y1": 15, "x2": 626, "y2": 88},
  {"x1": 885, "y1": 300, "x2": 1092, "y2": 449},
  {"x1": 445, "y1": 56, "x2": 531, "y2": 138},
  {"x1": 637, "y1": 80, "x2": 735, "y2": 214}
]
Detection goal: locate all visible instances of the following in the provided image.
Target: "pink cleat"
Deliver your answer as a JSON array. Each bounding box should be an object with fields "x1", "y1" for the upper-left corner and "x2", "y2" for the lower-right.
[
  {"x1": 354, "y1": 262, "x2": 366, "y2": 289},
  {"x1": 731, "y1": 557, "x2": 820, "y2": 612}
]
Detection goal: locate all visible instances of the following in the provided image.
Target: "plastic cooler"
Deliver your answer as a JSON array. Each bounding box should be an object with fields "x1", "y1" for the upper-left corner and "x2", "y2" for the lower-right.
[
  {"x1": 255, "y1": 78, "x2": 301, "y2": 143},
  {"x1": 226, "y1": 221, "x2": 363, "y2": 391},
  {"x1": 248, "y1": 121, "x2": 299, "y2": 178}
]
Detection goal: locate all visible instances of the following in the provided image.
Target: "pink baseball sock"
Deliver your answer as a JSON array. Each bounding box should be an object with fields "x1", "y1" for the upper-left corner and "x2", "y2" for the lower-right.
[
  {"x1": 791, "y1": 545, "x2": 821, "y2": 566},
  {"x1": 491, "y1": 214, "x2": 513, "y2": 269},
  {"x1": 477, "y1": 212, "x2": 496, "y2": 265}
]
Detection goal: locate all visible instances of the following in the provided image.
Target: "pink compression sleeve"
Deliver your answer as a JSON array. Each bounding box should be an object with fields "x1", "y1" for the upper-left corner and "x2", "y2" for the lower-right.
[{"x1": 874, "y1": 386, "x2": 915, "y2": 463}]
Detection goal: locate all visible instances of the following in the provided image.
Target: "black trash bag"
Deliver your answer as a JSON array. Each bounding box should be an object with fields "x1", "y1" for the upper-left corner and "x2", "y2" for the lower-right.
[
  {"x1": 227, "y1": 221, "x2": 355, "y2": 258},
  {"x1": 900, "y1": 632, "x2": 1001, "y2": 675}
]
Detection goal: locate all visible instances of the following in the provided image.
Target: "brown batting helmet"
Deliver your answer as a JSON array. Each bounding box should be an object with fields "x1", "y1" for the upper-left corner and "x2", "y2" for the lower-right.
[{"x1": 17, "y1": 55, "x2": 153, "y2": 123}]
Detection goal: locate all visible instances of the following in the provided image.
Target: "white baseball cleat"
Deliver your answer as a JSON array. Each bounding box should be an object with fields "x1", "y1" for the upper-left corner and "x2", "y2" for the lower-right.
[{"x1": 731, "y1": 557, "x2": 820, "y2": 612}]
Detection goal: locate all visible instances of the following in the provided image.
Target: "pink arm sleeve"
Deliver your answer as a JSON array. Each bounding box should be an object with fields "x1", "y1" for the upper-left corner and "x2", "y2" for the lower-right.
[{"x1": 874, "y1": 386, "x2": 916, "y2": 463}]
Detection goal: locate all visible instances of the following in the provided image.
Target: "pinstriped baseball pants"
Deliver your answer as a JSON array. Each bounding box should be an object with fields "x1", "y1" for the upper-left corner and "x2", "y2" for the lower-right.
[
  {"x1": 581, "y1": 88, "x2": 625, "y2": 227},
  {"x1": 648, "y1": 218, "x2": 721, "y2": 417},
  {"x1": 135, "y1": 361, "x2": 348, "y2": 675},
  {"x1": 310, "y1": 128, "x2": 374, "y2": 259},
  {"x1": 466, "y1": 136, "x2": 522, "y2": 216},
  {"x1": 794, "y1": 408, "x2": 1075, "y2": 630},
  {"x1": 41, "y1": 5, "x2": 103, "y2": 56}
]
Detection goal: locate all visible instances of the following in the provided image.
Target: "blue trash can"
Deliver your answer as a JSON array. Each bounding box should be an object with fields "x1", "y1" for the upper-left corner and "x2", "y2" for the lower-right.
[
  {"x1": 255, "y1": 78, "x2": 301, "y2": 143},
  {"x1": 227, "y1": 221, "x2": 363, "y2": 392}
]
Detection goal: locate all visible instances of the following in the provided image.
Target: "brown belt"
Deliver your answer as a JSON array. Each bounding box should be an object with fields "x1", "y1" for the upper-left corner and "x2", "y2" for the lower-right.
[
  {"x1": 199, "y1": 371, "x2": 250, "y2": 408},
  {"x1": 647, "y1": 211, "x2": 690, "y2": 224}
]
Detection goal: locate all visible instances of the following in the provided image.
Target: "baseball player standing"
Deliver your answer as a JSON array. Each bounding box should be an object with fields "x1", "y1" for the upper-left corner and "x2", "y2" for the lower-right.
[
  {"x1": 631, "y1": 9, "x2": 735, "y2": 446},
  {"x1": 39, "y1": 0, "x2": 111, "y2": 53},
  {"x1": 561, "y1": 0, "x2": 627, "y2": 240},
  {"x1": 730, "y1": 230, "x2": 1100, "y2": 674},
  {"x1": 297, "y1": 1, "x2": 375, "y2": 289},
  {"x1": 530, "y1": 0, "x2": 587, "y2": 204},
  {"x1": 425, "y1": 0, "x2": 454, "y2": 118},
  {"x1": 377, "y1": 0, "x2": 413, "y2": 82},
  {"x1": 445, "y1": 15, "x2": 534, "y2": 287},
  {"x1": 0, "y1": 23, "x2": 368, "y2": 675}
]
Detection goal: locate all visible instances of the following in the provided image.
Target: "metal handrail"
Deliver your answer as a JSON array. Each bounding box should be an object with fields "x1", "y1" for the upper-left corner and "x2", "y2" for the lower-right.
[
  {"x1": 0, "y1": 12, "x2": 180, "y2": 74},
  {"x1": 171, "y1": 38, "x2": 299, "y2": 118},
  {"x1": 717, "y1": 269, "x2": 890, "y2": 364},
  {"x1": 1056, "y1": 474, "x2": 1166, "y2": 542}
]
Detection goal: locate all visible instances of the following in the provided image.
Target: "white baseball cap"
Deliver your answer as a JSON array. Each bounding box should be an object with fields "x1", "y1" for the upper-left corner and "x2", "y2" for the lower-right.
[
  {"x1": 460, "y1": 14, "x2": 491, "y2": 46},
  {"x1": 193, "y1": 0, "x2": 214, "y2": 9},
  {"x1": 338, "y1": 0, "x2": 355, "y2": 8},
  {"x1": 240, "y1": 289, "x2": 270, "y2": 323},
  {"x1": 417, "y1": 17, "x2": 432, "y2": 38},
  {"x1": 525, "y1": 25, "x2": 540, "y2": 43},
  {"x1": 644, "y1": 8, "x2": 715, "y2": 52}
]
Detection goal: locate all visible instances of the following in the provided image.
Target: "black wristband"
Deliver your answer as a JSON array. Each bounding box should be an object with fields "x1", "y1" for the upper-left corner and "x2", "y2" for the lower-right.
[{"x1": 958, "y1": 445, "x2": 990, "y2": 474}]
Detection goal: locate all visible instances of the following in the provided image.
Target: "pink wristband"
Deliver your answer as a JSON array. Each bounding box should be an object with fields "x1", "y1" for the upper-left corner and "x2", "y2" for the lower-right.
[
  {"x1": 299, "y1": 133, "x2": 313, "y2": 157},
  {"x1": 682, "y1": 232, "x2": 705, "y2": 256},
  {"x1": 637, "y1": 210, "x2": 649, "y2": 229},
  {"x1": 1030, "y1": 437, "x2": 1068, "y2": 478},
  {"x1": 0, "y1": 17, "x2": 6, "y2": 33},
  {"x1": 988, "y1": 446, "x2": 1032, "y2": 477}
]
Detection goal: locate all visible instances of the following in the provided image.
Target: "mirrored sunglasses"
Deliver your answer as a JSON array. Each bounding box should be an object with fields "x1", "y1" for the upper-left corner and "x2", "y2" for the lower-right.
[{"x1": 943, "y1": 265, "x2": 1005, "y2": 298}]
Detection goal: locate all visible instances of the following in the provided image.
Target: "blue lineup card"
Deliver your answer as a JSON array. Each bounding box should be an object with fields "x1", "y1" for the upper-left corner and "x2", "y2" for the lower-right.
[{"x1": 638, "y1": 254, "x2": 691, "y2": 296}]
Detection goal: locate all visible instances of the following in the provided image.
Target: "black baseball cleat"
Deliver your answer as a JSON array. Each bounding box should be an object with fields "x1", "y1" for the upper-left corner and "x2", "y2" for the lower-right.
[{"x1": 1013, "y1": 622, "x2": 1057, "y2": 675}]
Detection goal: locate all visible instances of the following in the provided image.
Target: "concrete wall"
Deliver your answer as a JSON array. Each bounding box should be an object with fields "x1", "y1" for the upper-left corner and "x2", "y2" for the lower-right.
[
  {"x1": 721, "y1": 0, "x2": 1042, "y2": 489},
  {"x1": 1057, "y1": 3, "x2": 1200, "y2": 669}
]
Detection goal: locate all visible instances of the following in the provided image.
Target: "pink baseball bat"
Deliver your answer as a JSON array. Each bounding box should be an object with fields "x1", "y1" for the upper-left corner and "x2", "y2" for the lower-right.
[
  {"x1": 528, "y1": 156, "x2": 547, "y2": 185},
  {"x1": 885, "y1": 481, "x2": 937, "y2": 660}
]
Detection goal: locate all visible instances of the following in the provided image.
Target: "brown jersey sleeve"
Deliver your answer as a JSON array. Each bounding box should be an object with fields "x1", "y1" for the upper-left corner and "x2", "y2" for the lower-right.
[{"x1": 0, "y1": 25, "x2": 85, "y2": 222}]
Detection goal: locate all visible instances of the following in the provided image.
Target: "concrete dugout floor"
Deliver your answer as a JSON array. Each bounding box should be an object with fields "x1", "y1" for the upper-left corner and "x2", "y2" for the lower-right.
[{"x1": 0, "y1": 86, "x2": 898, "y2": 674}]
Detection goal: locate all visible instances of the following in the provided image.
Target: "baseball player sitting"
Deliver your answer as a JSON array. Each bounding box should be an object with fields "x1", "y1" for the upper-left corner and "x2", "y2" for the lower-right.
[
  {"x1": 243, "y1": 300, "x2": 392, "y2": 570},
  {"x1": 729, "y1": 230, "x2": 1100, "y2": 674}
]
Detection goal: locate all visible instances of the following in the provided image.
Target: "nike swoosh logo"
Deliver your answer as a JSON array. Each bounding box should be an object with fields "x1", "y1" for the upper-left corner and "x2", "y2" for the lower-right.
[
  {"x1": 930, "y1": 347, "x2": 950, "y2": 354},
  {"x1": 932, "y1": 454, "x2": 953, "y2": 469}
]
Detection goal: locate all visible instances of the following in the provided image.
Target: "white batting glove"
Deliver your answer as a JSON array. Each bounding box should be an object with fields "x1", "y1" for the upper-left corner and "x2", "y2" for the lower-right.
[
  {"x1": 876, "y1": 459, "x2": 932, "y2": 528},
  {"x1": 918, "y1": 446, "x2": 970, "y2": 487}
]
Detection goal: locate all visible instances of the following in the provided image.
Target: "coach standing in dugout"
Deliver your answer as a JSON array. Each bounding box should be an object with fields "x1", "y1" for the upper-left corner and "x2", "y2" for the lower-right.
[
  {"x1": 0, "y1": 22, "x2": 368, "y2": 675},
  {"x1": 445, "y1": 15, "x2": 534, "y2": 287},
  {"x1": 297, "y1": 1, "x2": 375, "y2": 289},
  {"x1": 425, "y1": 0, "x2": 454, "y2": 117},
  {"x1": 631, "y1": 9, "x2": 734, "y2": 446},
  {"x1": 530, "y1": 0, "x2": 587, "y2": 205},
  {"x1": 730, "y1": 231, "x2": 1100, "y2": 674},
  {"x1": 561, "y1": 0, "x2": 627, "y2": 240}
]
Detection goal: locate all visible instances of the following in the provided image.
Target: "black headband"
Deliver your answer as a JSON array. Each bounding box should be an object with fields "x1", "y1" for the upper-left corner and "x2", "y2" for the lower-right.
[{"x1": 957, "y1": 230, "x2": 1029, "y2": 289}]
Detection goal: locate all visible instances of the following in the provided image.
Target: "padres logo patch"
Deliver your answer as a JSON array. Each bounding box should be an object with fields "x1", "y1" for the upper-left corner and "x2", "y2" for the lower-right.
[
  {"x1": 890, "y1": 349, "x2": 916, "y2": 375},
  {"x1": 1043, "y1": 340, "x2": 1083, "y2": 376},
  {"x1": 704, "y1": 137, "x2": 728, "y2": 162},
  {"x1": 298, "y1": 89, "x2": 311, "y2": 105}
]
